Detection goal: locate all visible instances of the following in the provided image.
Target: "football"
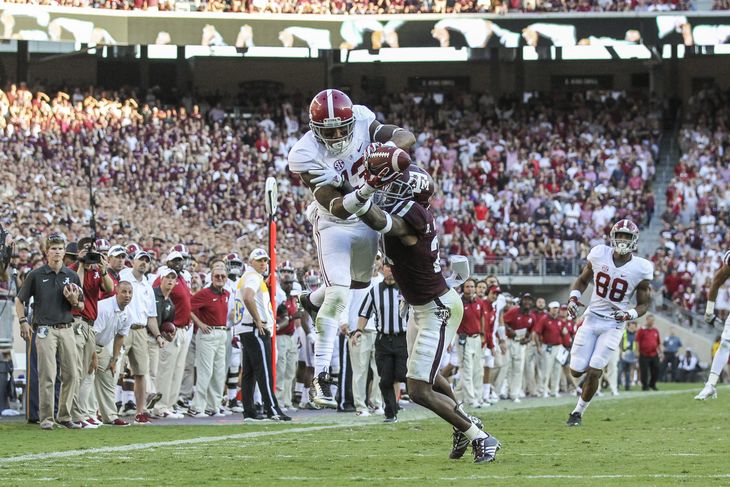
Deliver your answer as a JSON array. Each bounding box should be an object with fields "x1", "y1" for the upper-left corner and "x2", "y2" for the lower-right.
[
  {"x1": 366, "y1": 144, "x2": 411, "y2": 178},
  {"x1": 161, "y1": 321, "x2": 176, "y2": 334}
]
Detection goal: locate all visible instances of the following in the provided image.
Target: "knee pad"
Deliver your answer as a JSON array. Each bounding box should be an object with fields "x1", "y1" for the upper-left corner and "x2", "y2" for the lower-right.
[{"x1": 320, "y1": 285, "x2": 350, "y2": 319}]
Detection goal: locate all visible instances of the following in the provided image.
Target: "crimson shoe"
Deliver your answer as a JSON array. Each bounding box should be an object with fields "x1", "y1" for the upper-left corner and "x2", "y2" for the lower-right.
[
  {"x1": 108, "y1": 418, "x2": 130, "y2": 427},
  {"x1": 60, "y1": 421, "x2": 82, "y2": 429},
  {"x1": 86, "y1": 417, "x2": 102, "y2": 427},
  {"x1": 79, "y1": 419, "x2": 99, "y2": 429},
  {"x1": 134, "y1": 413, "x2": 152, "y2": 425}
]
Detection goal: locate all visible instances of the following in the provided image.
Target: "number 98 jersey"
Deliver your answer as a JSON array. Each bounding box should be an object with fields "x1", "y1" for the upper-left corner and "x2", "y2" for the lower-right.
[{"x1": 586, "y1": 244, "x2": 654, "y2": 317}]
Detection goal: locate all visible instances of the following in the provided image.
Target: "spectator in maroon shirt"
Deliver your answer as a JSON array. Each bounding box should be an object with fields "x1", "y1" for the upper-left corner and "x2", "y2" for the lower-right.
[
  {"x1": 188, "y1": 263, "x2": 230, "y2": 416},
  {"x1": 636, "y1": 315, "x2": 662, "y2": 391}
]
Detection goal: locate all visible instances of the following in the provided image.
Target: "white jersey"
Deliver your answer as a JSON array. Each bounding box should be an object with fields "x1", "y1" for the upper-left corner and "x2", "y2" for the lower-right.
[
  {"x1": 287, "y1": 104, "x2": 376, "y2": 222},
  {"x1": 586, "y1": 244, "x2": 653, "y2": 317}
]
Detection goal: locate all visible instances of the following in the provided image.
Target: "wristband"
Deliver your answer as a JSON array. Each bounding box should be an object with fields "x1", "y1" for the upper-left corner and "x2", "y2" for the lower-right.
[
  {"x1": 706, "y1": 301, "x2": 715, "y2": 314},
  {"x1": 343, "y1": 192, "x2": 371, "y2": 216},
  {"x1": 357, "y1": 184, "x2": 376, "y2": 199},
  {"x1": 354, "y1": 199, "x2": 372, "y2": 217},
  {"x1": 19, "y1": 317, "x2": 27, "y2": 324},
  {"x1": 569, "y1": 290, "x2": 581, "y2": 301},
  {"x1": 378, "y1": 213, "x2": 393, "y2": 234},
  {"x1": 626, "y1": 309, "x2": 638, "y2": 320}
]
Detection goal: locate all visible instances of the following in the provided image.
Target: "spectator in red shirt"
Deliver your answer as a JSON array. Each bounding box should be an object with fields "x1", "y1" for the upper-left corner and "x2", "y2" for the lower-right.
[
  {"x1": 456, "y1": 279, "x2": 485, "y2": 408},
  {"x1": 503, "y1": 293, "x2": 537, "y2": 402},
  {"x1": 188, "y1": 263, "x2": 230, "y2": 416},
  {"x1": 636, "y1": 314, "x2": 662, "y2": 391}
]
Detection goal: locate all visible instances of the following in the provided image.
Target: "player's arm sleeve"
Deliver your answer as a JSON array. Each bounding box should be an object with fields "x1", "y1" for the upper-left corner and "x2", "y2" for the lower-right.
[{"x1": 640, "y1": 260, "x2": 654, "y2": 282}]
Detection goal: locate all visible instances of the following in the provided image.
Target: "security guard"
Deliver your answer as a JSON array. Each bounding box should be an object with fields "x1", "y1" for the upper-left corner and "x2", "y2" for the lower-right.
[{"x1": 15, "y1": 232, "x2": 84, "y2": 430}]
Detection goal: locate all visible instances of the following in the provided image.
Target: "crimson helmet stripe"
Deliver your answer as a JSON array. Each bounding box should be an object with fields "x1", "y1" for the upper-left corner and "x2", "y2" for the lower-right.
[{"x1": 326, "y1": 89, "x2": 335, "y2": 120}]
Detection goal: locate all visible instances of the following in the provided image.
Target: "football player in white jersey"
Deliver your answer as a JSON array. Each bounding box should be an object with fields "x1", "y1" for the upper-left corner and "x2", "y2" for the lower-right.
[
  {"x1": 695, "y1": 250, "x2": 730, "y2": 400},
  {"x1": 565, "y1": 219, "x2": 653, "y2": 426},
  {"x1": 287, "y1": 88, "x2": 415, "y2": 407}
]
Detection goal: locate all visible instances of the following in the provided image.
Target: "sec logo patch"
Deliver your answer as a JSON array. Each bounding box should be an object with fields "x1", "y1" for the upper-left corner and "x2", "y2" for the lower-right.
[{"x1": 333, "y1": 160, "x2": 345, "y2": 172}]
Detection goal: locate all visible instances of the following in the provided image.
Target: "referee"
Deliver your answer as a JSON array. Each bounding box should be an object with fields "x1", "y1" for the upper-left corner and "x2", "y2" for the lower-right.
[{"x1": 353, "y1": 264, "x2": 407, "y2": 423}]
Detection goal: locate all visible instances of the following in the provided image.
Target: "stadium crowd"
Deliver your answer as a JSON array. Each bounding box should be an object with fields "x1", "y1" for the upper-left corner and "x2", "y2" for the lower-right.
[
  {"x1": 653, "y1": 86, "x2": 730, "y2": 322},
  {"x1": 0, "y1": 85, "x2": 662, "y2": 280},
  {"x1": 0, "y1": 0, "x2": 696, "y2": 14}
]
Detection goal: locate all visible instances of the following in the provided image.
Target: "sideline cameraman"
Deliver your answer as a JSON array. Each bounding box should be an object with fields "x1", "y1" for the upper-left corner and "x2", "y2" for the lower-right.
[
  {"x1": 0, "y1": 228, "x2": 15, "y2": 351},
  {"x1": 69, "y1": 237, "x2": 114, "y2": 428}
]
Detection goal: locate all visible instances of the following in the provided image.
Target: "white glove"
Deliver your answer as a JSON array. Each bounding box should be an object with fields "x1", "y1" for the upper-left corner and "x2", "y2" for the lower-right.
[
  {"x1": 611, "y1": 309, "x2": 637, "y2": 323},
  {"x1": 567, "y1": 299, "x2": 580, "y2": 320},
  {"x1": 309, "y1": 163, "x2": 344, "y2": 188}
]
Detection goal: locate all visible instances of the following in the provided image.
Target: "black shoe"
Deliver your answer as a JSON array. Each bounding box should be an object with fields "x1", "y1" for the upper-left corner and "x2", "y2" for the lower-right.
[
  {"x1": 450, "y1": 415, "x2": 483, "y2": 459},
  {"x1": 312, "y1": 372, "x2": 337, "y2": 408},
  {"x1": 146, "y1": 392, "x2": 162, "y2": 411},
  {"x1": 255, "y1": 402, "x2": 264, "y2": 416},
  {"x1": 383, "y1": 416, "x2": 398, "y2": 423},
  {"x1": 27, "y1": 418, "x2": 39, "y2": 424},
  {"x1": 566, "y1": 412, "x2": 582, "y2": 427},
  {"x1": 267, "y1": 412, "x2": 292, "y2": 421},
  {"x1": 471, "y1": 434, "x2": 501, "y2": 464},
  {"x1": 650, "y1": 386, "x2": 658, "y2": 391},
  {"x1": 299, "y1": 292, "x2": 320, "y2": 321},
  {"x1": 242, "y1": 413, "x2": 269, "y2": 422},
  {"x1": 115, "y1": 401, "x2": 122, "y2": 413},
  {"x1": 122, "y1": 400, "x2": 136, "y2": 416},
  {"x1": 337, "y1": 404, "x2": 356, "y2": 413}
]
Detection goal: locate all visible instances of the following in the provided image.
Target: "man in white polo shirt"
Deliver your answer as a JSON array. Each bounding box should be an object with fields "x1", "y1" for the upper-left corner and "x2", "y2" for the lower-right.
[
  {"x1": 94, "y1": 281, "x2": 133, "y2": 426},
  {"x1": 118, "y1": 250, "x2": 165, "y2": 424},
  {"x1": 233, "y1": 249, "x2": 290, "y2": 422}
]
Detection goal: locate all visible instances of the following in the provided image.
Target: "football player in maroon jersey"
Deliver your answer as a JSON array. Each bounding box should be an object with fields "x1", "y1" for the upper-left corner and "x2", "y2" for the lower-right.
[{"x1": 341, "y1": 164, "x2": 501, "y2": 464}]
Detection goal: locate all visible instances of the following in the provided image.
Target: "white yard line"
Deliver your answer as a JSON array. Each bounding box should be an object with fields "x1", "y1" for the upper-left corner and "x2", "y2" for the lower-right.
[{"x1": 0, "y1": 386, "x2": 705, "y2": 465}]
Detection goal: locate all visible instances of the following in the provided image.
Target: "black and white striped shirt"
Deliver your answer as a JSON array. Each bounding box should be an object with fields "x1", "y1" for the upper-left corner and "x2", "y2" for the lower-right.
[{"x1": 358, "y1": 281, "x2": 407, "y2": 335}]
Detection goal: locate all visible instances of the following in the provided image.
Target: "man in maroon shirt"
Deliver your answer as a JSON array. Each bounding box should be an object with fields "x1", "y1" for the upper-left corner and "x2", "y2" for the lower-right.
[
  {"x1": 188, "y1": 264, "x2": 230, "y2": 417},
  {"x1": 70, "y1": 237, "x2": 114, "y2": 428},
  {"x1": 502, "y1": 293, "x2": 536, "y2": 403},
  {"x1": 456, "y1": 279, "x2": 485, "y2": 408},
  {"x1": 636, "y1": 314, "x2": 662, "y2": 391},
  {"x1": 532, "y1": 302, "x2": 565, "y2": 398},
  {"x1": 98, "y1": 245, "x2": 126, "y2": 300},
  {"x1": 153, "y1": 251, "x2": 192, "y2": 416}
]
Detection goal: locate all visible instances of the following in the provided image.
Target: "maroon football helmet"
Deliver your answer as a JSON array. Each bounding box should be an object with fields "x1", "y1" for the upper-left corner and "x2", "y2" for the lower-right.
[
  {"x1": 309, "y1": 89, "x2": 355, "y2": 154},
  {"x1": 226, "y1": 252, "x2": 244, "y2": 277},
  {"x1": 376, "y1": 166, "x2": 435, "y2": 210}
]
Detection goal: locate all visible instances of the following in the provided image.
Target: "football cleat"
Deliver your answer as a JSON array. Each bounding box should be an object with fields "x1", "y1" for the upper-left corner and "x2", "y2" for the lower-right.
[
  {"x1": 383, "y1": 416, "x2": 398, "y2": 423},
  {"x1": 267, "y1": 412, "x2": 292, "y2": 422},
  {"x1": 694, "y1": 384, "x2": 717, "y2": 400},
  {"x1": 471, "y1": 435, "x2": 501, "y2": 464},
  {"x1": 312, "y1": 372, "x2": 337, "y2": 408},
  {"x1": 566, "y1": 412, "x2": 582, "y2": 427},
  {"x1": 228, "y1": 399, "x2": 244, "y2": 413},
  {"x1": 450, "y1": 415, "x2": 484, "y2": 460}
]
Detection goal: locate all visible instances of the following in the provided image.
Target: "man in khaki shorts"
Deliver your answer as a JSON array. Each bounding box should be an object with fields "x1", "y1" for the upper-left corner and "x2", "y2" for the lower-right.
[
  {"x1": 119, "y1": 250, "x2": 165, "y2": 424},
  {"x1": 16, "y1": 231, "x2": 84, "y2": 430}
]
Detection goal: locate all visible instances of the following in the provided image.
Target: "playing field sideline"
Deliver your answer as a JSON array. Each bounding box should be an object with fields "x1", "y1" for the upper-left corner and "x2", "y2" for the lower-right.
[{"x1": 1, "y1": 384, "x2": 728, "y2": 486}]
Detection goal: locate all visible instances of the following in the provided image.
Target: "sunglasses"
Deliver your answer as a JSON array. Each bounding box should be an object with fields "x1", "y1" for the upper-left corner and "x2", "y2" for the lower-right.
[{"x1": 213, "y1": 274, "x2": 227, "y2": 279}]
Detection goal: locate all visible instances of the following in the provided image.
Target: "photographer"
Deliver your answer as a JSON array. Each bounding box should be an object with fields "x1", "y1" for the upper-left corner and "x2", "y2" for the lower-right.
[
  {"x1": 0, "y1": 226, "x2": 15, "y2": 348},
  {"x1": 68, "y1": 237, "x2": 114, "y2": 428}
]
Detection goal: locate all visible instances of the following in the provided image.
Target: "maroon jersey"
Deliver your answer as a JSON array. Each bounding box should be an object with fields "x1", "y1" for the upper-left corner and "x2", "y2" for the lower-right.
[{"x1": 384, "y1": 201, "x2": 448, "y2": 306}]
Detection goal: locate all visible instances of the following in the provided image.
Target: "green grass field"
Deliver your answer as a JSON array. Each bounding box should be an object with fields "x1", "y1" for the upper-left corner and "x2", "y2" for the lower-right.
[{"x1": 1, "y1": 384, "x2": 728, "y2": 486}]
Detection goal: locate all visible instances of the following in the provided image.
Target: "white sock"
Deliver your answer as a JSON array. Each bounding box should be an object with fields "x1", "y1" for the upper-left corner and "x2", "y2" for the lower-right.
[
  {"x1": 709, "y1": 341, "x2": 730, "y2": 384},
  {"x1": 227, "y1": 389, "x2": 238, "y2": 401},
  {"x1": 482, "y1": 383, "x2": 491, "y2": 400},
  {"x1": 309, "y1": 285, "x2": 326, "y2": 307},
  {"x1": 254, "y1": 384, "x2": 262, "y2": 404},
  {"x1": 295, "y1": 382, "x2": 304, "y2": 393},
  {"x1": 313, "y1": 314, "x2": 338, "y2": 372},
  {"x1": 572, "y1": 398, "x2": 590, "y2": 415},
  {"x1": 301, "y1": 387, "x2": 310, "y2": 405},
  {"x1": 463, "y1": 423, "x2": 488, "y2": 441},
  {"x1": 123, "y1": 391, "x2": 134, "y2": 403},
  {"x1": 115, "y1": 385, "x2": 122, "y2": 402}
]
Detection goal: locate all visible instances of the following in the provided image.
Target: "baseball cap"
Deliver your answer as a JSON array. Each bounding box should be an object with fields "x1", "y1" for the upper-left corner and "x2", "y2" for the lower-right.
[
  {"x1": 166, "y1": 250, "x2": 183, "y2": 262},
  {"x1": 133, "y1": 250, "x2": 150, "y2": 261},
  {"x1": 159, "y1": 267, "x2": 178, "y2": 279},
  {"x1": 560, "y1": 304, "x2": 568, "y2": 310},
  {"x1": 488, "y1": 285, "x2": 501, "y2": 294},
  {"x1": 521, "y1": 292, "x2": 534, "y2": 300},
  {"x1": 249, "y1": 248, "x2": 269, "y2": 262},
  {"x1": 108, "y1": 245, "x2": 127, "y2": 257},
  {"x1": 65, "y1": 242, "x2": 78, "y2": 256},
  {"x1": 548, "y1": 301, "x2": 560, "y2": 309}
]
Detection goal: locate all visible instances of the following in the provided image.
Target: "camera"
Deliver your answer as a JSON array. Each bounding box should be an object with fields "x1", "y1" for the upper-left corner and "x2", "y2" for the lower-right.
[
  {"x1": 77, "y1": 236, "x2": 101, "y2": 265},
  {"x1": 82, "y1": 251, "x2": 102, "y2": 265}
]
